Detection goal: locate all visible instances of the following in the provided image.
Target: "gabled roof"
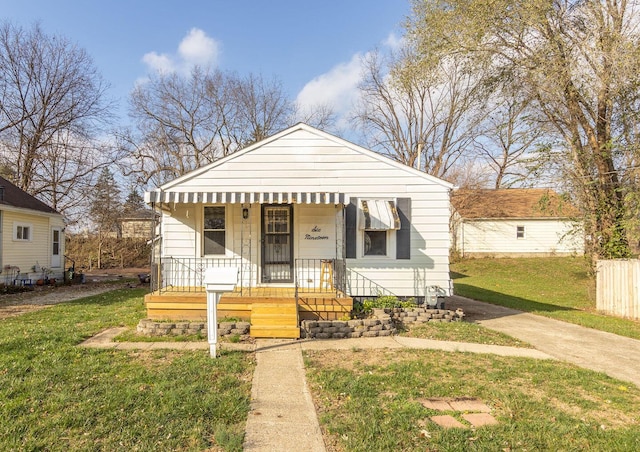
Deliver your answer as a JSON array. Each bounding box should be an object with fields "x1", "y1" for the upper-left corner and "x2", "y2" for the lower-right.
[
  {"x1": 158, "y1": 123, "x2": 454, "y2": 191},
  {"x1": 451, "y1": 188, "x2": 580, "y2": 219},
  {"x1": 0, "y1": 176, "x2": 60, "y2": 215}
]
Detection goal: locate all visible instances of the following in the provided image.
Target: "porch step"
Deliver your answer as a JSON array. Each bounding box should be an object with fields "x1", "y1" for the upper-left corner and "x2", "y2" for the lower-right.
[{"x1": 250, "y1": 302, "x2": 300, "y2": 339}]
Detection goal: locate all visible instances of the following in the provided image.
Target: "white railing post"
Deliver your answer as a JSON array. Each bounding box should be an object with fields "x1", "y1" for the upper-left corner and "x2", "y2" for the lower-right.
[{"x1": 204, "y1": 267, "x2": 238, "y2": 358}]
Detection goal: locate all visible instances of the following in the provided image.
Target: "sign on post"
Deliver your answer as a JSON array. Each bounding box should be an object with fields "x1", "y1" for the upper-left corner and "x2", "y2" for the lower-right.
[{"x1": 204, "y1": 267, "x2": 239, "y2": 358}]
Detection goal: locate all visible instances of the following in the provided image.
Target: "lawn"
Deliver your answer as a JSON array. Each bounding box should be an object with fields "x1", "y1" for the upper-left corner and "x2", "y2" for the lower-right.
[
  {"x1": 400, "y1": 320, "x2": 531, "y2": 348},
  {"x1": 451, "y1": 257, "x2": 640, "y2": 340},
  {"x1": 305, "y1": 348, "x2": 640, "y2": 451},
  {"x1": 0, "y1": 288, "x2": 254, "y2": 451}
]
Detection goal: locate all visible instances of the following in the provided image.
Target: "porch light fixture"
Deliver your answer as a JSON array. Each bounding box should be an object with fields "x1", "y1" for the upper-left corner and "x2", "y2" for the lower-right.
[{"x1": 242, "y1": 207, "x2": 249, "y2": 219}]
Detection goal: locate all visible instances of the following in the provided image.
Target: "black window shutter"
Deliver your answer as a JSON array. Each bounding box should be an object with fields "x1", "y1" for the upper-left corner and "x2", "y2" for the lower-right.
[
  {"x1": 345, "y1": 200, "x2": 357, "y2": 258},
  {"x1": 396, "y1": 197, "x2": 411, "y2": 259}
]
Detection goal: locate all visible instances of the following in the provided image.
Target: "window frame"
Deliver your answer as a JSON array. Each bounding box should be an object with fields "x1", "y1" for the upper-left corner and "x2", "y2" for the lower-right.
[
  {"x1": 516, "y1": 225, "x2": 525, "y2": 239},
  {"x1": 357, "y1": 197, "x2": 397, "y2": 258},
  {"x1": 202, "y1": 206, "x2": 226, "y2": 256},
  {"x1": 13, "y1": 222, "x2": 33, "y2": 242}
]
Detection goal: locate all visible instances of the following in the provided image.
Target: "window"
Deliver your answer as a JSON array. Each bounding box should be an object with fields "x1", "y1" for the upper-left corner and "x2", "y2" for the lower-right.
[
  {"x1": 516, "y1": 225, "x2": 525, "y2": 239},
  {"x1": 364, "y1": 230, "x2": 387, "y2": 256},
  {"x1": 14, "y1": 223, "x2": 32, "y2": 241},
  {"x1": 203, "y1": 207, "x2": 225, "y2": 255},
  {"x1": 52, "y1": 229, "x2": 60, "y2": 255}
]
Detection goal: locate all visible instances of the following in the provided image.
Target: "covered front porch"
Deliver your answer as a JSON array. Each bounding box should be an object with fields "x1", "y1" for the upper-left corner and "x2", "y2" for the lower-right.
[{"x1": 144, "y1": 257, "x2": 353, "y2": 338}]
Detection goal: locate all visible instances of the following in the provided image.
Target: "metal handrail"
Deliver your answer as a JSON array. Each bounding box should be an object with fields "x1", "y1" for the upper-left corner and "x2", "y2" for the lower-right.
[
  {"x1": 156, "y1": 257, "x2": 243, "y2": 293},
  {"x1": 345, "y1": 268, "x2": 397, "y2": 298}
]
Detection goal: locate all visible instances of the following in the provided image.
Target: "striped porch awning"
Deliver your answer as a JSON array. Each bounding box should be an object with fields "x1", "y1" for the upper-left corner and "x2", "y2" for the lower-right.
[
  {"x1": 359, "y1": 199, "x2": 401, "y2": 230},
  {"x1": 145, "y1": 190, "x2": 349, "y2": 205}
]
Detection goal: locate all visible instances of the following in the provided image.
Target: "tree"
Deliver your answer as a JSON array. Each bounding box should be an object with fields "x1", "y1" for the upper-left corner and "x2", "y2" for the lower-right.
[
  {"x1": 90, "y1": 168, "x2": 122, "y2": 233},
  {"x1": 90, "y1": 168, "x2": 122, "y2": 268},
  {"x1": 475, "y1": 95, "x2": 546, "y2": 188},
  {"x1": 0, "y1": 22, "x2": 114, "y2": 220},
  {"x1": 353, "y1": 47, "x2": 488, "y2": 179},
  {"x1": 123, "y1": 67, "x2": 335, "y2": 188},
  {"x1": 407, "y1": 0, "x2": 640, "y2": 258},
  {"x1": 228, "y1": 73, "x2": 296, "y2": 145},
  {"x1": 124, "y1": 67, "x2": 229, "y2": 186},
  {"x1": 123, "y1": 188, "x2": 146, "y2": 215}
]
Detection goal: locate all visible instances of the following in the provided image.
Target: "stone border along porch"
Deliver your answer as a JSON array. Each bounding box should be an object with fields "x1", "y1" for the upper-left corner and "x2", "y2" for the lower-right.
[
  {"x1": 135, "y1": 307, "x2": 466, "y2": 339},
  {"x1": 137, "y1": 319, "x2": 250, "y2": 338}
]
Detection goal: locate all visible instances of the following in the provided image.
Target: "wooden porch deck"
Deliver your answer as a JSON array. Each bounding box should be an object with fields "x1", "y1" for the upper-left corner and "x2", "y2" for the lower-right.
[{"x1": 143, "y1": 287, "x2": 353, "y2": 338}]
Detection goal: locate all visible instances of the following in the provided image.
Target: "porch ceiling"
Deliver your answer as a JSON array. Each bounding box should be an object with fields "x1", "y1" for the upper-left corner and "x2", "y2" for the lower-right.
[{"x1": 145, "y1": 190, "x2": 349, "y2": 205}]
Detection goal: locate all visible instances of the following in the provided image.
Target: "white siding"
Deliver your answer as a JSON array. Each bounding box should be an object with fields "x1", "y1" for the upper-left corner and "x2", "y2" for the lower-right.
[
  {"x1": 155, "y1": 126, "x2": 453, "y2": 297},
  {"x1": 295, "y1": 204, "x2": 338, "y2": 259},
  {"x1": 459, "y1": 219, "x2": 584, "y2": 256},
  {"x1": 347, "y1": 189, "x2": 451, "y2": 297},
  {"x1": 162, "y1": 205, "x2": 197, "y2": 257},
  {"x1": 166, "y1": 129, "x2": 448, "y2": 195},
  {"x1": 1, "y1": 209, "x2": 65, "y2": 281}
]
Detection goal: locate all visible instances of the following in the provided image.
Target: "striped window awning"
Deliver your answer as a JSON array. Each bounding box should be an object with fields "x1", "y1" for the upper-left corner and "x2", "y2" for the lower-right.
[
  {"x1": 144, "y1": 191, "x2": 349, "y2": 205},
  {"x1": 359, "y1": 199, "x2": 401, "y2": 230}
]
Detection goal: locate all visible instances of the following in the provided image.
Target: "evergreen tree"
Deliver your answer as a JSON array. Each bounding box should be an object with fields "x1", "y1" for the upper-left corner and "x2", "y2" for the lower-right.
[
  {"x1": 122, "y1": 188, "x2": 146, "y2": 215},
  {"x1": 90, "y1": 168, "x2": 122, "y2": 234}
]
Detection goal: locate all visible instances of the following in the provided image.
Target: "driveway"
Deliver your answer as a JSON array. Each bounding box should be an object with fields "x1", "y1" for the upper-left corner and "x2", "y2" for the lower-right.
[{"x1": 447, "y1": 295, "x2": 640, "y2": 388}]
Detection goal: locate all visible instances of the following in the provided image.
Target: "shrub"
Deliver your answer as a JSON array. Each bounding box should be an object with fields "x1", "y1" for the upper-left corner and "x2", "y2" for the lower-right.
[{"x1": 356, "y1": 295, "x2": 416, "y2": 316}]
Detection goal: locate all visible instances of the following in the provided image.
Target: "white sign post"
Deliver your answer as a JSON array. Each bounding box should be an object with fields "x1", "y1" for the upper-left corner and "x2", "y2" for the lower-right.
[{"x1": 204, "y1": 267, "x2": 238, "y2": 358}]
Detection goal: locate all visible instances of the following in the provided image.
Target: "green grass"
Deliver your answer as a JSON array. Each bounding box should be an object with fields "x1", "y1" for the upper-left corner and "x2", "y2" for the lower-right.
[
  {"x1": 451, "y1": 257, "x2": 640, "y2": 340},
  {"x1": 0, "y1": 288, "x2": 254, "y2": 451},
  {"x1": 400, "y1": 321, "x2": 531, "y2": 347},
  {"x1": 305, "y1": 348, "x2": 640, "y2": 451}
]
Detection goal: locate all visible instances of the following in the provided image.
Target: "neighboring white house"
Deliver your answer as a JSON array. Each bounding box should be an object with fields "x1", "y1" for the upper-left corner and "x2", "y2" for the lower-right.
[
  {"x1": 0, "y1": 176, "x2": 66, "y2": 285},
  {"x1": 145, "y1": 123, "x2": 454, "y2": 308},
  {"x1": 451, "y1": 188, "x2": 584, "y2": 257}
]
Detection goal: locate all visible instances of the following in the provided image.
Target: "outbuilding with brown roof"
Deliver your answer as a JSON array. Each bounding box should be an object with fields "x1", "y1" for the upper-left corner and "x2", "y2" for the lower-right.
[{"x1": 451, "y1": 188, "x2": 584, "y2": 257}]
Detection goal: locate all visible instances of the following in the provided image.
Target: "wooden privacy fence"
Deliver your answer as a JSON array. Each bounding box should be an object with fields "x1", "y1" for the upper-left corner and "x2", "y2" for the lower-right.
[{"x1": 596, "y1": 259, "x2": 640, "y2": 320}]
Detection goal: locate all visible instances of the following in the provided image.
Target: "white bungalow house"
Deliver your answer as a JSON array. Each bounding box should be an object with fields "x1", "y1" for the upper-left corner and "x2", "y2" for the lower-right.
[
  {"x1": 451, "y1": 188, "x2": 584, "y2": 257},
  {"x1": 144, "y1": 123, "x2": 454, "y2": 337},
  {"x1": 0, "y1": 176, "x2": 66, "y2": 285}
]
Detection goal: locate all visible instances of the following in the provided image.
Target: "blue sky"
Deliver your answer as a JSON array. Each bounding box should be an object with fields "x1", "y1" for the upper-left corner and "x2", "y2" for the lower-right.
[{"x1": 2, "y1": 0, "x2": 410, "y2": 128}]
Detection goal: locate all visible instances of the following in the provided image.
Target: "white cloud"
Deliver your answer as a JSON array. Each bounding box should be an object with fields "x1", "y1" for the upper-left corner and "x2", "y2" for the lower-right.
[
  {"x1": 141, "y1": 52, "x2": 175, "y2": 73},
  {"x1": 296, "y1": 32, "x2": 406, "y2": 129},
  {"x1": 142, "y1": 28, "x2": 220, "y2": 74},
  {"x1": 178, "y1": 28, "x2": 220, "y2": 66},
  {"x1": 296, "y1": 53, "x2": 368, "y2": 128},
  {"x1": 383, "y1": 32, "x2": 405, "y2": 52}
]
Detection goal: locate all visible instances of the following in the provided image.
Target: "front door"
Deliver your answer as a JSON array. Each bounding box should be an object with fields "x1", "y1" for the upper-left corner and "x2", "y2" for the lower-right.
[{"x1": 261, "y1": 205, "x2": 293, "y2": 283}]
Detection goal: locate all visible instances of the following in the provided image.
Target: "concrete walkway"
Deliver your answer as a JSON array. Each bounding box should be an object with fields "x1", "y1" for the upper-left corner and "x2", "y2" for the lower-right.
[
  {"x1": 447, "y1": 295, "x2": 640, "y2": 388},
  {"x1": 243, "y1": 340, "x2": 325, "y2": 451}
]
